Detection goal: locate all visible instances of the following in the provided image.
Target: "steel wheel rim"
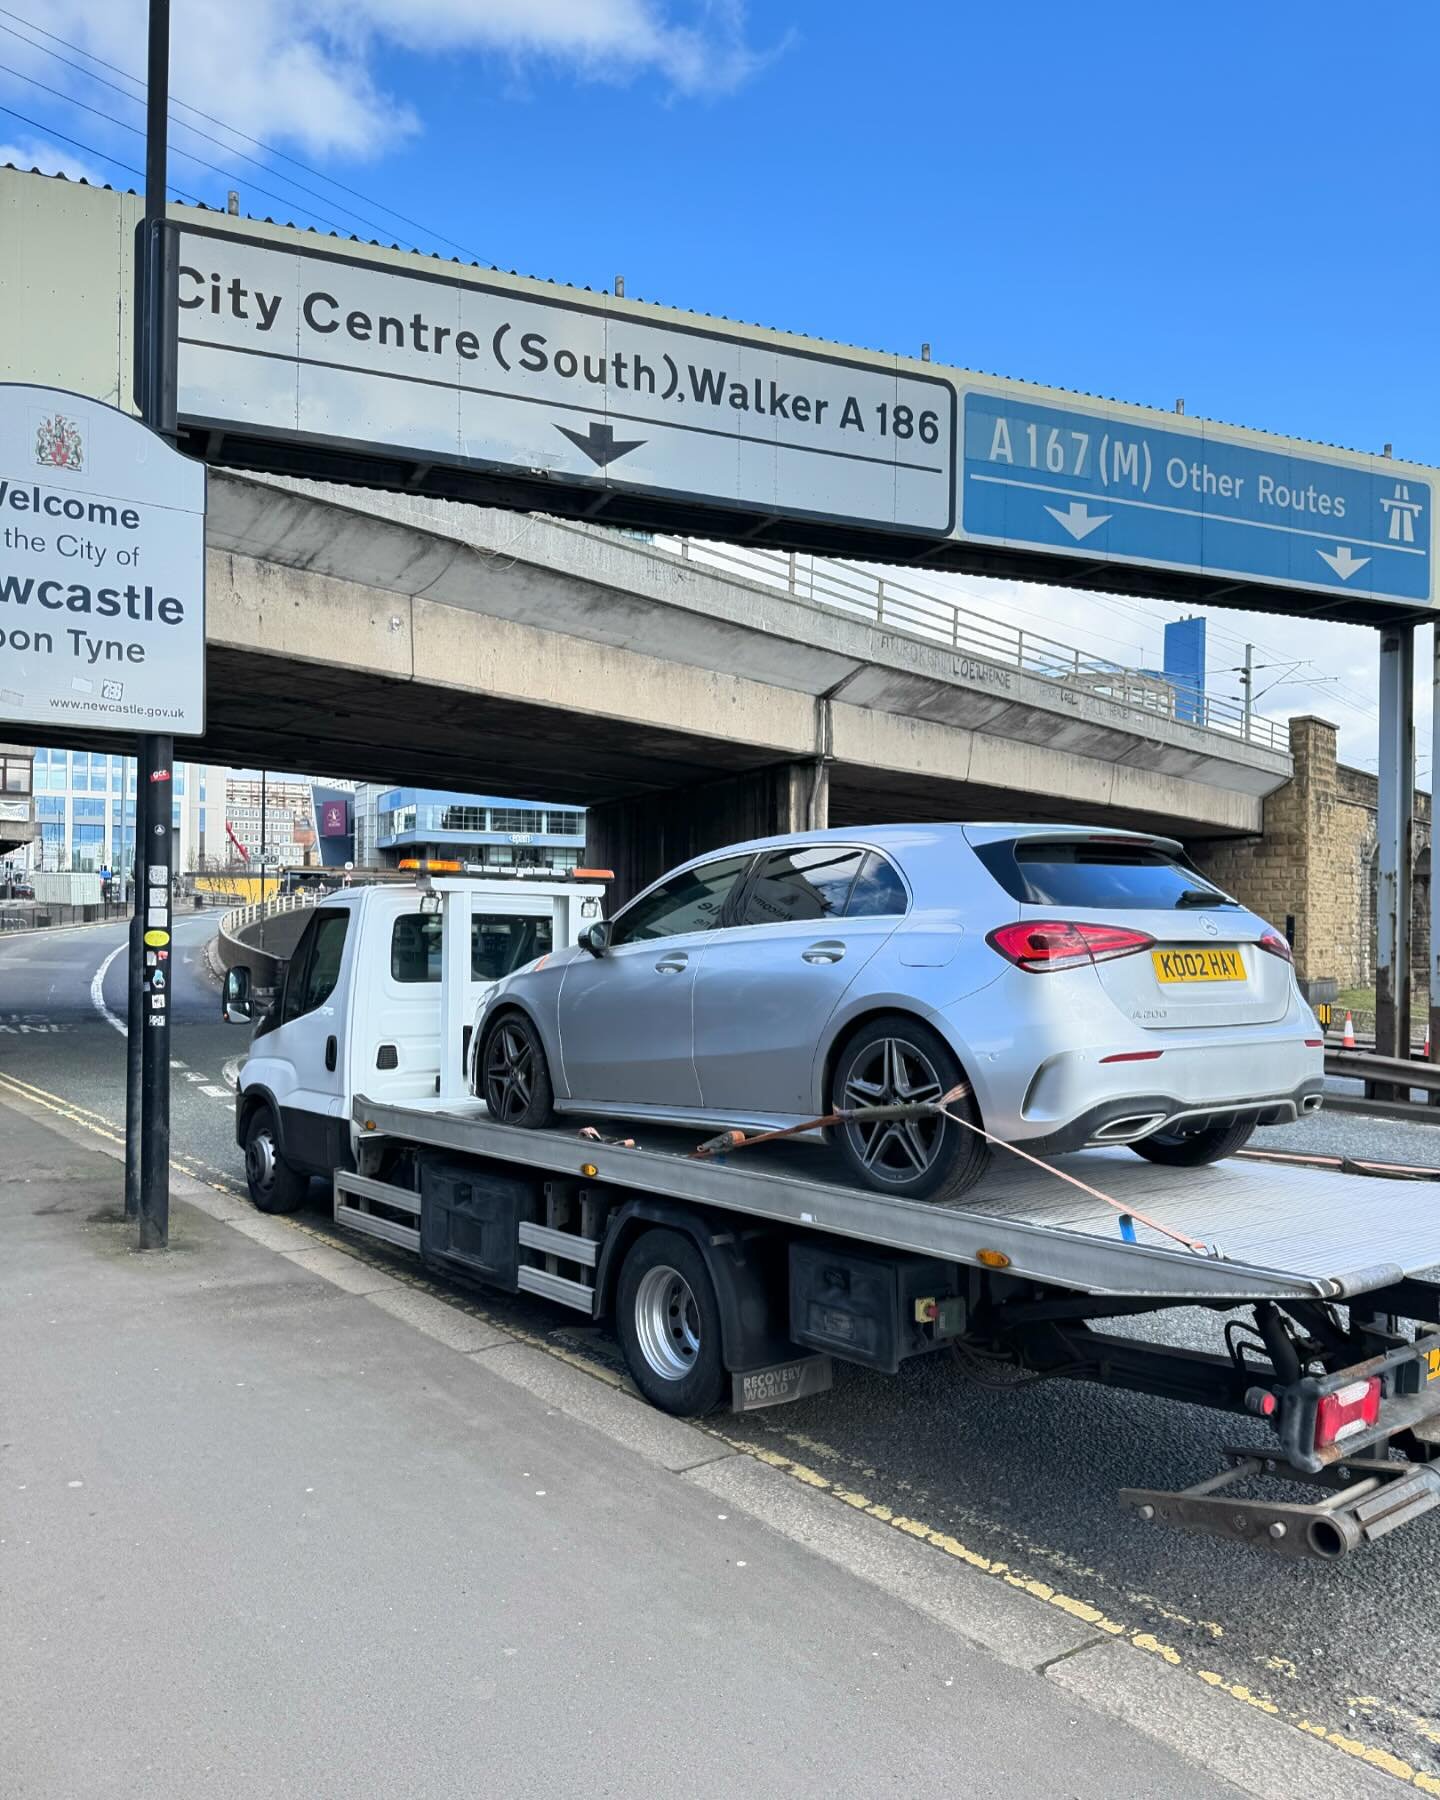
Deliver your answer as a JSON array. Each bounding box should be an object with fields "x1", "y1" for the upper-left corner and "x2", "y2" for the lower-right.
[
  {"x1": 246, "y1": 1127, "x2": 277, "y2": 1194},
  {"x1": 484, "y1": 1023, "x2": 535, "y2": 1122},
  {"x1": 633, "y1": 1264, "x2": 702, "y2": 1381},
  {"x1": 840, "y1": 1035, "x2": 946, "y2": 1186}
]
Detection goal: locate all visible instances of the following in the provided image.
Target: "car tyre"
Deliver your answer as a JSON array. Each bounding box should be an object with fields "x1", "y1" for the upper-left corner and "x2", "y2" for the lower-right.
[
  {"x1": 830, "y1": 1014, "x2": 989, "y2": 1203},
  {"x1": 616, "y1": 1228, "x2": 728, "y2": 1416},
  {"x1": 478, "y1": 1011, "x2": 555, "y2": 1128},
  {"x1": 1130, "y1": 1115, "x2": 1256, "y2": 1167},
  {"x1": 243, "y1": 1104, "x2": 309, "y2": 1214}
]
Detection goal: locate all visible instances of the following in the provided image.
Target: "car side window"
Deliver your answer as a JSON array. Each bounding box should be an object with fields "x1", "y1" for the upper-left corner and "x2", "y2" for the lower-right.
[
  {"x1": 609, "y1": 854, "x2": 751, "y2": 946},
  {"x1": 845, "y1": 852, "x2": 909, "y2": 918},
  {"x1": 281, "y1": 910, "x2": 349, "y2": 1021},
  {"x1": 739, "y1": 845, "x2": 865, "y2": 926}
]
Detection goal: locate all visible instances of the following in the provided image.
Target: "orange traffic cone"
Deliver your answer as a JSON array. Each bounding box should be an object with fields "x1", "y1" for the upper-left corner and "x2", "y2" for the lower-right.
[{"x1": 1342, "y1": 1011, "x2": 1356, "y2": 1048}]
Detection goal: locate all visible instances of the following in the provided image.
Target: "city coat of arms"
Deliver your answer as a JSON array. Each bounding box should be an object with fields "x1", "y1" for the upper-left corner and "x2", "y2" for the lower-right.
[{"x1": 35, "y1": 412, "x2": 84, "y2": 471}]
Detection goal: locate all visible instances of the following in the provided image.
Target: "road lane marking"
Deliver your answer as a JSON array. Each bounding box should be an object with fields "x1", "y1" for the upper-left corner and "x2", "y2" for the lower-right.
[
  {"x1": 201, "y1": 1085, "x2": 229, "y2": 1098},
  {"x1": 89, "y1": 943, "x2": 128, "y2": 1038}
]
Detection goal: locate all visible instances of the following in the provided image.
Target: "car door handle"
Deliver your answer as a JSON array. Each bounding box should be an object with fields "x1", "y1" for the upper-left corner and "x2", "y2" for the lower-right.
[
  {"x1": 325, "y1": 1034, "x2": 337, "y2": 1072},
  {"x1": 655, "y1": 953, "x2": 689, "y2": 973},
  {"x1": 802, "y1": 940, "x2": 846, "y2": 964}
]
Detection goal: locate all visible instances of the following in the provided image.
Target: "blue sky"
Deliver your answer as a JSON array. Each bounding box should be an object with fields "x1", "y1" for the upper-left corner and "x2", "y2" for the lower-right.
[{"x1": 4, "y1": 0, "x2": 1436, "y2": 767}]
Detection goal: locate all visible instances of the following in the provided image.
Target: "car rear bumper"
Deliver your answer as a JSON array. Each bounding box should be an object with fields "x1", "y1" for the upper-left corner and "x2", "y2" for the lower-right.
[{"x1": 1019, "y1": 1078, "x2": 1326, "y2": 1156}]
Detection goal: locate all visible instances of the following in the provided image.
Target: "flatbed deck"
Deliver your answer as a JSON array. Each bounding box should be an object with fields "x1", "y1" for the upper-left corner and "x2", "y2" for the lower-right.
[{"x1": 354, "y1": 1096, "x2": 1440, "y2": 1306}]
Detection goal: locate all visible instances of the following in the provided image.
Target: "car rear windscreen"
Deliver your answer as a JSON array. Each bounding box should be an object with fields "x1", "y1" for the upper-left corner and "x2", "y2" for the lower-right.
[{"x1": 973, "y1": 839, "x2": 1236, "y2": 910}]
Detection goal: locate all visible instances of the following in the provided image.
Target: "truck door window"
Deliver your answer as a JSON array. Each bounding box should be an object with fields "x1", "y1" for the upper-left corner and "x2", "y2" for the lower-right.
[
  {"x1": 281, "y1": 910, "x2": 350, "y2": 1021},
  {"x1": 390, "y1": 911, "x2": 557, "y2": 983}
]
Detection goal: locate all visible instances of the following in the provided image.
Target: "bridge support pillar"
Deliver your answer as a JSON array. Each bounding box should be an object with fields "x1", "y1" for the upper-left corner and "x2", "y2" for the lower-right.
[
  {"x1": 586, "y1": 760, "x2": 829, "y2": 912},
  {"x1": 1376, "y1": 623, "x2": 1415, "y2": 1061}
]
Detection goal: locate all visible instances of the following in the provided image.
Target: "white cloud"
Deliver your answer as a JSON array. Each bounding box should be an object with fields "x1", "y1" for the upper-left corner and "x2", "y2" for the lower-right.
[
  {"x1": 17, "y1": 1, "x2": 777, "y2": 168},
  {"x1": 0, "y1": 136, "x2": 103, "y2": 183}
]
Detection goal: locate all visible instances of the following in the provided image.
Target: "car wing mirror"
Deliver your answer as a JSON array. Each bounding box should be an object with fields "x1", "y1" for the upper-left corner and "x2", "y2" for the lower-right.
[
  {"x1": 579, "y1": 920, "x2": 611, "y2": 957},
  {"x1": 222, "y1": 965, "x2": 253, "y2": 1023}
]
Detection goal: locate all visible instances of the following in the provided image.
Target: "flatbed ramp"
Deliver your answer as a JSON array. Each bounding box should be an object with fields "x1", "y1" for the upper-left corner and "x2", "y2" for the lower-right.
[{"x1": 354, "y1": 1097, "x2": 1440, "y2": 1306}]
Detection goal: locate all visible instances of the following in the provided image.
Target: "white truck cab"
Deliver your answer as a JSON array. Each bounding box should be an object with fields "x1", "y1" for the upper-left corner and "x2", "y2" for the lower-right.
[{"x1": 223, "y1": 873, "x2": 606, "y2": 1210}]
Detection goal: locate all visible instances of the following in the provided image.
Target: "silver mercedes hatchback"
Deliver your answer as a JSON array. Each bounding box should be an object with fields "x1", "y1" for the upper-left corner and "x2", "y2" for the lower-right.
[{"x1": 472, "y1": 823, "x2": 1325, "y2": 1201}]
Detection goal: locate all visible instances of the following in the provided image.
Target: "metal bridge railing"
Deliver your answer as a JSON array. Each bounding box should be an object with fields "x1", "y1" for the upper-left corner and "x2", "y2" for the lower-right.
[{"x1": 580, "y1": 527, "x2": 1288, "y2": 756}]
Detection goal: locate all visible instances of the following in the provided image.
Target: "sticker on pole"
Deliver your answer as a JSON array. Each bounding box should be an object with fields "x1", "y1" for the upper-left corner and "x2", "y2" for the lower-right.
[
  {"x1": 143, "y1": 928, "x2": 170, "y2": 947},
  {"x1": 0, "y1": 383, "x2": 206, "y2": 736}
]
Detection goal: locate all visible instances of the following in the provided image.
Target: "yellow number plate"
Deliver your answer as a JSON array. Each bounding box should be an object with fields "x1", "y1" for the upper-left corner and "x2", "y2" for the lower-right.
[{"x1": 1151, "y1": 947, "x2": 1245, "y2": 984}]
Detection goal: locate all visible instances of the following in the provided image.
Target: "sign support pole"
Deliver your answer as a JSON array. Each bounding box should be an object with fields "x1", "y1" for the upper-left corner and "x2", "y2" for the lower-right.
[
  {"x1": 123, "y1": 737, "x2": 154, "y2": 1218},
  {"x1": 1376, "y1": 624, "x2": 1415, "y2": 1067},
  {"x1": 1430, "y1": 625, "x2": 1440, "y2": 1070},
  {"x1": 134, "y1": 0, "x2": 174, "y2": 1248}
]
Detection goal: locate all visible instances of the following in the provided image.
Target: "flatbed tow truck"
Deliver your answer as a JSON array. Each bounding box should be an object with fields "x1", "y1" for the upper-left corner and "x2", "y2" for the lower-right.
[{"x1": 226, "y1": 874, "x2": 1440, "y2": 1561}]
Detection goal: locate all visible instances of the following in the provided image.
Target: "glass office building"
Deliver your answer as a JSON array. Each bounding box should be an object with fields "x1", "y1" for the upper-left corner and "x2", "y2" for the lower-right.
[
  {"x1": 28, "y1": 749, "x2": 227, "y2": 875},
  {"x1": 353, "y1": 786, "x2": 586, "y2": 873}
]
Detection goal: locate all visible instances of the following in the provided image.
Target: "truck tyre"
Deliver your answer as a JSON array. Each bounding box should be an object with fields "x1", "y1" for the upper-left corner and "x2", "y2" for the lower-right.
[
  {"x1": 830, "y1": 1014, "x2": 989, "y2": 1203},
  {"x1": 617, "y1": 1228, "x2": 728, "y2": 1416},
  {"x1": 478, "y1": 1012, "x2": 555, "y2": 1128},
  {"x1": 1131, "y1": 1115, "x2": 1256, "y2": 1167},
  {"x1": 243, "y1": 1105, "x2": 309, "y2": 1213}
]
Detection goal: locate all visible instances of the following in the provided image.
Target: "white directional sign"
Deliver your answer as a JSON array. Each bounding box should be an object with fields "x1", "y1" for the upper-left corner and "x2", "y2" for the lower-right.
[
  {"x1": 0, "y1": 384, "x2": 206, "y2": 735},
  {"x1": 174, "y1": 226, "x2": 955, "y2": 538}
]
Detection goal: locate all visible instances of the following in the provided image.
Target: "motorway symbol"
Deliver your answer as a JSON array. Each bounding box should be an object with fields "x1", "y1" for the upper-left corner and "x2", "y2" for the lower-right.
[
  {"x1": 555, "y1": 421, "x2": 647, "y2": 467},
  {"x1": 961, "y1": 391, "x2": 1431, "y2": 604}
]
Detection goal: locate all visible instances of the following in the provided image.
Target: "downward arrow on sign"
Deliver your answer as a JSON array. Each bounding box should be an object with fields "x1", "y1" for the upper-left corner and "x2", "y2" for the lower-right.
[
  {"x1": 1045, "y1": 500, "x2": 1111, "y2": 541},
  {"x1": 1317, "y1": 544, "x2": 1371, "y2": 582},
  {"x1": 556, "y1": 421, "x2": 646, "y2": 468}
]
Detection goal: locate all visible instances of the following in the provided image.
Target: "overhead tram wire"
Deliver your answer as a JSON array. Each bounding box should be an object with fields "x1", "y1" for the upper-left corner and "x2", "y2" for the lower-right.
[
  {"x1": 0, "y1": 101, "x2": 200, "y2": 202},
  {"x1": 0, "y1": 23, "x2": 444, "y2": 250},
  {"x1": 0, "y1": 63, "x2": 361, "y2": 236},
  {"x1": 0, "y1": 4, "x2": 494, "y2": 265}
]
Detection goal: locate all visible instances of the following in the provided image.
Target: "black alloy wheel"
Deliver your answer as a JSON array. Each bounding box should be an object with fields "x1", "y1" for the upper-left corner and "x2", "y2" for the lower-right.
[
  {"x1": 480, "y1": 1013, "x2": 554, "y2": 1129},
  {"x1": 830, "y1": 1014, "x2": 989, "y2": 1202}
]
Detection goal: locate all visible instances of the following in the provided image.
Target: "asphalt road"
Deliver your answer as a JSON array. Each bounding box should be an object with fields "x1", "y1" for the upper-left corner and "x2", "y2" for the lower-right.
[{"x1": 4, "y1": 913, "x2": 1440, "y2": 1786}]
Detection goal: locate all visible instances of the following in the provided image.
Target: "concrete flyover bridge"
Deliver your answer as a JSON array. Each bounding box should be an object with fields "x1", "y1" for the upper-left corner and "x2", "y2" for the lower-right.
[{"x1": 191, "y1": 472, "x2": 1290, "y2": 903}]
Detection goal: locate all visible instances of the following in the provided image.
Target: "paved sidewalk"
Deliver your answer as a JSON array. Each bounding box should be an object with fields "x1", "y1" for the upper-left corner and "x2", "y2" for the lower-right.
[{"x1": 0, "y1": 1101, "x2": 1238, "y2": 1799}]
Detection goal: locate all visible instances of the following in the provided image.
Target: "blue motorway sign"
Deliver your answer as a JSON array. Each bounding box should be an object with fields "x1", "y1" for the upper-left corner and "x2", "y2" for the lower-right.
[{"x1": 960, "y1": 391, "x2": 1430, "y2": 604}]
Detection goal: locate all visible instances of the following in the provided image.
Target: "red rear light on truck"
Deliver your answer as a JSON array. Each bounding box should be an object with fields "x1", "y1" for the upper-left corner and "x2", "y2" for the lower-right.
[
  {"x1": 1314, "y1": 1377, "x2": 1381, "y2": 1449},
  {"x1": 1258, "y1": 931, "x2": 1294, "y2": 963},
  {"x1": 987, "y1": 920, "x2": 1155, "y2": 972}
]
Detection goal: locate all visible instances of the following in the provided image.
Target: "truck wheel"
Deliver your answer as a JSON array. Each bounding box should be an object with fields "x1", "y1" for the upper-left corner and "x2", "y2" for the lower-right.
[
  {"x1": 617, "y1": 1229, "x2": 728, "y2": 1416},
  {"x1": 478, "y1": 1012, "x2": 554, "y2": 1128},
  {"x1": 830, "y1": 1015, "x2": 990, "y2": 1202},
  {"x1": 243, "y1": 1105, "x2": 309, "y2": 1213},
  {"x1": 1131, "y1": 1115, "x2": 1256, "y2": 1167}
]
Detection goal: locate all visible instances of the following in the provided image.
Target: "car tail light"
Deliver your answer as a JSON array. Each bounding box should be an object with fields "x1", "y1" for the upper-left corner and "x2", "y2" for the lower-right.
[
  {"x1": 1258, "y1": 931, "x2": 1294, "y2": 963},
  {"x1": 987, "y1": 920, "x2": 1155, "y2": 972},
  {"x1": 1314, "y1": 1377, "x2": 1381, "y2": 1449}
]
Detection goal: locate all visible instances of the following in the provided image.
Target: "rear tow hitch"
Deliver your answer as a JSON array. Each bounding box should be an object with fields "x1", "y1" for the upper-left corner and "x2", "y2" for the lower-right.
[{"x1": 1120, "y1": 1448, "x2": 1440, "y2": 1558}]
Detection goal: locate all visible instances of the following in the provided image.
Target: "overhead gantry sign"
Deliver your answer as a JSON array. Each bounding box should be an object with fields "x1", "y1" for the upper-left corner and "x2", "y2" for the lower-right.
[{"x1": 167, "y1": 216, "x2": 1430, "y2": 624}]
